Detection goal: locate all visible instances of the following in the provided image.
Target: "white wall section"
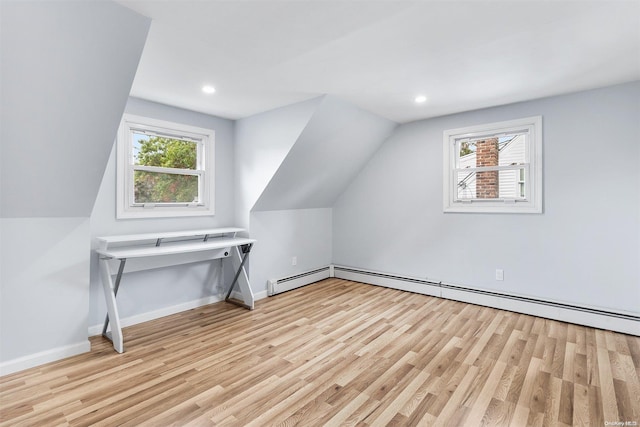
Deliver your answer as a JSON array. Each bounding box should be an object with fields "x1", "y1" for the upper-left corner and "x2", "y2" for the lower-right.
[
  {"x1": 250, "y1": 209, "x2": 333, "y2": 295},
  {"x1": 0, "y1": 1, "x2": 150, "y2": 372},
  {"x1": 0, "y1": 1, "x2": 150, "y2": 218},
  {"x1": 0, "y1": 219, "x2": 91, "y2": 364},
  {"x1": 236, "y1": 95, "x2": 396, "y2": 296},
  {"x1": 253, "y1": 96, "x2": 397, "y2": 211},
  {"x1": 233, "y1": 97, "x2": 324, "y2": 295},
  {"x1": 234, "y1": 97, "x2": 323, "y2": 229},
  {"x1": 333, "y1": 82, "x2": 640, "y2": 315}
]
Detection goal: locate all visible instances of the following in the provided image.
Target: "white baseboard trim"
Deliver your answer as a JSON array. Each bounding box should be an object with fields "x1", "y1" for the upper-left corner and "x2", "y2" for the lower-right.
[
  {"x1": 88, "y1": 295, "x2": 224, "y2": 336},
  {"x1": 267, "y1": 266, "x2": 332, "y2": 296},
  {"x1": 5, "y1": 289, "x2": 268, "y2": 376},
  {"x1": 333, "y1": 265, "x2": 640, "y2": 336},
  {"x1": 334, "y1": 265, "x2": 440, "y2": 298},
  {"x1": 0, "y1": 340, "x2": 91, "y2": 377},
  {"x1": 254, "y1": 290, "x2": 268, "y2": 300},
  {"x1": 228, "y1": 289, "x2": 268, "y2": 303}
]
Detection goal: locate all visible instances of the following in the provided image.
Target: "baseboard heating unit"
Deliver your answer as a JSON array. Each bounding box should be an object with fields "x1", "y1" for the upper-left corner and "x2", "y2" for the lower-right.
[
  {"x1": 332, "y1": 265, "x2": 640, "y2": 336},
  {"x1": 264, "y1": 264, "x2": 638, "y2": 335},
  {"x1": 268, "y1": 266, "x2": 333, "y2": 296}
]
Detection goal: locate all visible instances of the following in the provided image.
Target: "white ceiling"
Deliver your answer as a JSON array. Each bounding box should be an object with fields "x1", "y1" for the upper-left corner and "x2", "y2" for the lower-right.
[{"x1": 119, "y1": 1, "x2": 640, "y2": 123}]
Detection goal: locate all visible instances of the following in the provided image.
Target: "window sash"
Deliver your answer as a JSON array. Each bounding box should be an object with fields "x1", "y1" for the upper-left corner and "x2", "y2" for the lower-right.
[
  {"x1": 132, "y1": 164, "x2": 204, "y2": 176},
  {"x1": 453, "y1": 134, "x2": 530, "y2": 168},
  {"x1": 129, "y1": 169, "x2": 205, "y2": 208},
  {"x1": 453, "y1": 164, "x2": 526, "y2": 173},
  {"x1": 129, "y1": 126, "x2": 204, "y2": 143},
  {"x1": 131, "y1": 134, "x2": 205, "y2": 170},
  {"x1": 128, "y1": 167, "x2": 205, "y2": 208},
  {"x1": 452, "y1": 164, "x2": 530, "y2": 203},
  {"x1": 127, "y1": 126, "x2": 207, "y2": 208}
]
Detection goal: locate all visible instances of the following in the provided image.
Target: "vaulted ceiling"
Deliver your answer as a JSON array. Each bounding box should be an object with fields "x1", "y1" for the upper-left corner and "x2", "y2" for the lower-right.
[
  {"x1": 118, "y1": 1, "x2": 640, "y2": 123},
  {"x1": 1, "y1": 1, "x2": 150, "y2": 217}
]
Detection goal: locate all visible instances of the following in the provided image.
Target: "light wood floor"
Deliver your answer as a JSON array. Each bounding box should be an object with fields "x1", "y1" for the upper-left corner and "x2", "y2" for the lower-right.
[{"x1": 1, "y1": 278, "x2": 639, "y2": 426}]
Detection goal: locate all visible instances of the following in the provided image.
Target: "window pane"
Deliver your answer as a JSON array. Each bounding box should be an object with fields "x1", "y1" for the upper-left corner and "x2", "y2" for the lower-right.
[
  {"x1": 133, "y1": 132, "x2": 198, "y2": 170},
  {"x1": 498, "y1": 134, "x2": 526, "y2": 166},
  {"x1": 457, "y1": 167, "x2": 526, "y2": 200},
  {"x1": 457, "y1": 170, "x2": 478, "y2": 199},
  {"x1": 457, "y1": 133, "x2": 526, "y2": 169},
  {"x1": 498, "y1": 168, "x2": 526, "y2": 199},
  {"x1": 134, "y1": 171, "x2": 199, "y2": 203},
  {"x1": 457, "y1": 171, "x2": 498, "y2": 199},
  {"x1": 459, "y1": 140, "x2": 476, "y2": 158}
]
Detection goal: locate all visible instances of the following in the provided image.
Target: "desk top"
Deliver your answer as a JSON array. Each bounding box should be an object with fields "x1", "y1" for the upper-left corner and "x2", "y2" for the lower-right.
[
  {"x1": 97, "y1": 236, "x2": 256, "y2": 259},
  {"x1": 96, "y1": 227, "x2": 244, "y2": 246}
]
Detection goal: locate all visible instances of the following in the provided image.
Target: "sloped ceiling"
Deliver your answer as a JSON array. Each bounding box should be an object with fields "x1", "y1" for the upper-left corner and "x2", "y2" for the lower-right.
[
  {"x1": 118, "y1": 1, "x2": 639, "y2": 123},
  {"x1": 0, "y1": 1, "x2": 150, "y2": 217},
  {"x1": 234, "y1": 96, "x2": 323, "y2": 229},
  {"x1": 252, "y1": 96, "x2": 397, "y2": 211}
]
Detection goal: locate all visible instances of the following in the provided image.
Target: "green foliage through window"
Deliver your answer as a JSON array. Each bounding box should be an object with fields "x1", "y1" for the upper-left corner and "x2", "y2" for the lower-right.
[{"x1": 133, "y1": 135, "x2": 200, "y2": 203}]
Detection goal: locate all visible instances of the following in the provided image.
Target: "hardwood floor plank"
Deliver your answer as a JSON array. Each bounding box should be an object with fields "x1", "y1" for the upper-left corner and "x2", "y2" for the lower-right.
[
  {"x1": 482, "y1": 397, "x2": 516, "y2": 426},
  {"x1": 558, "y1": 379, "x2": 574, "y2": 425},
  {"x1": 528, "y1": 369, "x2": 550, "y2": 416},
  {"x1": 462, "y1": 360, "x2": 507, "y2": 425},
  {"x1": 589, "y1": 384, "x2": 605, "y2": 427},
  {"x1": 563, "y1": 341, "x2": 576, "y2": 382},
  {"x1": 613, "y1": 378, "x2": 636, "y2": 423},
  {"x1": 367, "y1": 369, "x2": 430, "y2": 426},
  {"x1": 574, "y1": 352, "x2": 588, "y2": 386},
  {"x1": 541, "y1": 376, "x2": 562, "y2": 427},
  {"x1": 596, "y1": 336, "x2": 622, "y2": 423},
  {"x1": 432, "y1": 364, "x2": 479, "y2": 426},
  {"x1": 0, "y1": 278, "x2": 637, "y2": 427},
  {"x1": 572, "y1": 382, "x2": 590, "y2": 426},
  {"x1": 462, "y1": 313, "x2": 504, "y2": 366}
]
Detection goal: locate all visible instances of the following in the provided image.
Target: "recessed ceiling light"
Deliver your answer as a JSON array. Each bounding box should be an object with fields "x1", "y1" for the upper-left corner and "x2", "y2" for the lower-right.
[
  {"x1": 415, "y1": 95, "x2": 427, "y2": 104},
  {"x1": 202, "y1": 85, "x2": 216, "y2": 94}
]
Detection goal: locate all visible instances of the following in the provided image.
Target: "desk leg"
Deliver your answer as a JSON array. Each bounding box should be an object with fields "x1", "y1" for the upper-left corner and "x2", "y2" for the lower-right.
[
  {"x1": 225, "y1": 243, "x2": 254, "y2": 310},
  {"x1": 99, "y1": 257, "x2": 125, "y2": 353}
]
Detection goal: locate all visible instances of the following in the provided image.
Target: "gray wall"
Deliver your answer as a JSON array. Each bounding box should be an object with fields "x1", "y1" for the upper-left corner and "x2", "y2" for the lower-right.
[
  {"x1": 88, "y1": 98, "x2": 236, "y2": 328},
  {"x1": 0, "y1": 1, "x2": 149, "y2": 218},
  {"x1": 233, "y1": 98, "x2": 323, "y2": 295},
  {"x1": 234, "y1": 97, "x2": 322, "y2": 230},
  {"x1": 0, "y1": 1, "x2": 149, "y2": 366},
  {"x1": 250, "y1": 209, "x2": 333, "y2": 292},
  {"x1": 236, "y1": 96, "x2": 395, "y2": 295},
  {"x1": 333, "y1": 82, "x2": 640, "y2": 314},
  {"x1": 253, "y1": 96, "x2": 397, "y2": 211},
  {"x1": 1, "y1": 218, "x2": 90, "y2": 361}
]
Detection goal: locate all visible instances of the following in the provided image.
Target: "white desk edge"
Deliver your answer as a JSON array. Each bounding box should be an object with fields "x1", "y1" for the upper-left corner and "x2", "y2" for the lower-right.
[{"x1": 97, "y1": 237, "x2": 256, "y2": 259}]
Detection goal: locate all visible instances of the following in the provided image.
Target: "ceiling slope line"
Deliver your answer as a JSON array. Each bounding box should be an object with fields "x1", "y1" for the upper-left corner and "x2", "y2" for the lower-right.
[{"x1": 251, "y1": 95, "x2": 397, "y2": 212}]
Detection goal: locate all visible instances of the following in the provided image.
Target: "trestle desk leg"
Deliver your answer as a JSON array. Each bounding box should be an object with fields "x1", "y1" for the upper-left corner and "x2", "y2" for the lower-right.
[
  {"x1": 225, "y1": 243, "x2": 254, "y2": 310},
  {"x1": 99, "y1": 257, "x2": 125, "y2": 353}
]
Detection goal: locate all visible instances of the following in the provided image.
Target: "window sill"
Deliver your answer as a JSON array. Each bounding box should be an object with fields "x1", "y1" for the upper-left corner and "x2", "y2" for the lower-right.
[
  {"x1": 116, "y1": 206, "x2": 215, "y2": 219},
  {"x1": 443, "y1": 203, "x2": 542, "y2": 214}
]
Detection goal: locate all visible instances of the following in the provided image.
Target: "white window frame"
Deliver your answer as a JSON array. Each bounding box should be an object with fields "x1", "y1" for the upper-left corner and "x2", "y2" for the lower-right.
[
  {"x1": 443, "y1": 116, "x2": 542, "y2": 213},
  {"x1": 116, "y1": 114, "x2": 215, "y2": 219}
]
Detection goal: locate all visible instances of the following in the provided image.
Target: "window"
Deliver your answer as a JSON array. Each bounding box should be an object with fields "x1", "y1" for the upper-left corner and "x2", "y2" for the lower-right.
[
  {"x1": 443, "y1": 116, "x2": 542, "y2": 213},
  {"x1": 116, "y1": 114, "x2": 215, "y2": 218}
]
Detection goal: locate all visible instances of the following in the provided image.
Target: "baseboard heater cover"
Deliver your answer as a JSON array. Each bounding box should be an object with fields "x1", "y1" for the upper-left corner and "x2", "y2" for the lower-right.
[
  {"x1": 268, "y1": 266, "x2": 332, "y2": 296},
  {"x1": 333, "y1": 265, "x2": 441, "y2": 298},
  {"x1": 333, "y1": 265, "x2": 640, "y2": 336}
]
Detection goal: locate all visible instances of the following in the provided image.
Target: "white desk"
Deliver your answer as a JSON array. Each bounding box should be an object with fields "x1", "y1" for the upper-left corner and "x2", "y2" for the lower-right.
[{"x1": 96, "y1": 228, "x2": 256, "y2": 353}]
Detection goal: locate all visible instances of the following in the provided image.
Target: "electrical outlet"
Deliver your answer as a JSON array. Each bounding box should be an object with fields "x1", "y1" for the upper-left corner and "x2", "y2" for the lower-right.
[
  {"x1": 495, "y1": 269, "x2": 504, "y2": 281},
  {"x1": 292, "y1": 256, "x2": 297, "y2": 266}
]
